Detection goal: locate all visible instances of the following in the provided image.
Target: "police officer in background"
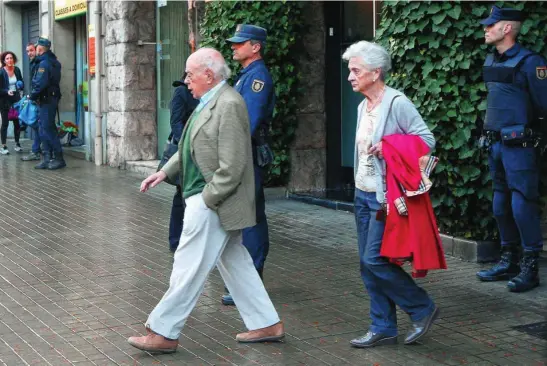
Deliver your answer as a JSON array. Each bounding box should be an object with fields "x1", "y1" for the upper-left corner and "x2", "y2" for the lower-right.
[
  {"x1": 476, "y1": 6, "x2": 547, "y2": 292},
  {"x1": 30, "y1": 37, "x2": 64, "y2": 170},
  {"x1": 222, "y1": 24, "x2": 276, "y2": 306}
]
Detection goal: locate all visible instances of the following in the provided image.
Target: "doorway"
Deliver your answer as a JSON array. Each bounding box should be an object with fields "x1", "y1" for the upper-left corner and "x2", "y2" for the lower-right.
[
  {"x1": 325, "y1": 1, "x2": 382, "y2": 199},
  {"x1": 156, "y1": 0, "x2": 191, "y2": 156}
]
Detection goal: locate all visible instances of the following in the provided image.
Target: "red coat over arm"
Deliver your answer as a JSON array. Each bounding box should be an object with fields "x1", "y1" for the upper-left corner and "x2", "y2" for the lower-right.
[{"x1": 380, "y1": 134, "x2": 447, "y2": 277}]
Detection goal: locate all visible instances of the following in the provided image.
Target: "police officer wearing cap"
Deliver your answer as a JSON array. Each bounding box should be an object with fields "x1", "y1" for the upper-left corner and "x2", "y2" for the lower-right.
[
  {"x1": 222, "y1": 24, "x2": 276, "y2": 306},
  {"x1": 476, "y1": 6, "x2": 547, "y2": 292},
  {"x1": 30, "y1": 37, "x2": 64, "y2": 170}
]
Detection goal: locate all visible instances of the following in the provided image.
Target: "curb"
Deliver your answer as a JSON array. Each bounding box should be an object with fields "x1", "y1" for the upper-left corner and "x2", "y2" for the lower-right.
[{"x1": 288, "y1": 192, "x2": 500, "y2": 263}]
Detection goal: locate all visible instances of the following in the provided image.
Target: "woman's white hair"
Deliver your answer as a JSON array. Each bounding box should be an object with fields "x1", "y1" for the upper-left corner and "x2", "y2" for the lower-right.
[
  {"x1": 194, "y1": 47, "x2": 232, "y2": 80},
  {"x1": 342, "y1": 41, "x2": 392, "y2": 80}
]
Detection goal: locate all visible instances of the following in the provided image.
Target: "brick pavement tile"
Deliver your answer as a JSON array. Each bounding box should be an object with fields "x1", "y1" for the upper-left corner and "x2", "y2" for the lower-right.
[{"x1": 2, "y1": 152, "x2": 547, "y2": 365}]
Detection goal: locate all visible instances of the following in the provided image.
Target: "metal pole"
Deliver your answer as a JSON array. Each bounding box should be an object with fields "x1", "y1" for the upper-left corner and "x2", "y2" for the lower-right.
[{"x1": 92, "y1": 0, "x2": 103, "y2": 166}]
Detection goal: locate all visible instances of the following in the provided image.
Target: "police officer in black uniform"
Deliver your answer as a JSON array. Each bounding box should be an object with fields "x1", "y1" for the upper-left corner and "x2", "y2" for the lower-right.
[
  {"x1": 30, "y1": 37, "x2": 64, "y2": 170},
  {"x1": 476, "y1": 6, "x2": 547, "y2": 292}
]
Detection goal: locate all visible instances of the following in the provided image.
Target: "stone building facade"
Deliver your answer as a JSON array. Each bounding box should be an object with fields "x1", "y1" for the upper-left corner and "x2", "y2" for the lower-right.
[{"x1": 104, "y1": 0, "x2": 157, "y2": 167}]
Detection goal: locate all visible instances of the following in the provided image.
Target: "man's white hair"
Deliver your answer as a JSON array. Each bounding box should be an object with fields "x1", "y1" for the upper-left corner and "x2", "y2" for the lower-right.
[
  {"x1": 194, "y1": 47, "x2": 232, "y2": 80},
  {"x1": 342, "y1": 41, "x2": 392, "y2": 80}
]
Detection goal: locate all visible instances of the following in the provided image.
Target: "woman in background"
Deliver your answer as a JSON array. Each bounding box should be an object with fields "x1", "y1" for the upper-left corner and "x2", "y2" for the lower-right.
[{"x1": 0, "y1": 51, "x2": 24, "y2": 155}]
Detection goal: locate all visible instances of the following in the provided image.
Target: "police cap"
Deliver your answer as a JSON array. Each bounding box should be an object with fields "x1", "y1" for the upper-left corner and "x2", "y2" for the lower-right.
[
  {"x1": 227, "y1": 24, "x2": 267, "y2": 43},
  {"x1": 36, "y1": 36, "x2": 51, "y2": 48},
  {"x1": 480, "y1": 5, "x2": 524, "y2": 26}
]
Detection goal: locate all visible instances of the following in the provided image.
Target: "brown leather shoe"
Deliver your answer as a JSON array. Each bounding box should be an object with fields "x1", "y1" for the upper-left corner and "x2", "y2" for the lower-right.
[
  {"x1": 236, "y1": 321, "x2": 285, "y2": 343},
  {"x1": 127, "y1": 328, "x2": 178, "y2": 353}
]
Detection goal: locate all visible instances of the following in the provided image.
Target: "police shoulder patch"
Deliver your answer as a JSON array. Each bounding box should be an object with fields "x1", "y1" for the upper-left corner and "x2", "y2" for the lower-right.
[
  {"x1": 251, "y1": 79, "x2": 265, "y2": 93},
  {"x1": 536, "y1": 66, "x2": 547, "y2": 80}
]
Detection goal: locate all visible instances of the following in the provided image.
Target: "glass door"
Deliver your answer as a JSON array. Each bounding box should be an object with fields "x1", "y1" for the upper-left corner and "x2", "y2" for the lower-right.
[{"x1": 156, "y1": 0, "x2": 191, "y2": 155}]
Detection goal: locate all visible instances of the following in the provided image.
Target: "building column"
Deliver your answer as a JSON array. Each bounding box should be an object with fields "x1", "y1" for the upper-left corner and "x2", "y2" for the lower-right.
[
  {"x1": 289, "y1": 1, "x2": 327, "y2": 192},
  {"x1": 103, "y1": 0, "x2": 157, "y2": 167}
]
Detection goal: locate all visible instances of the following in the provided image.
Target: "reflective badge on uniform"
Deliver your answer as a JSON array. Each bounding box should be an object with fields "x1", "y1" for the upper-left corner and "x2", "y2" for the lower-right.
[
  {"x1": 252, "y1": 79, "x2": 265, "y2": 93},
  {"x1": 536, "y1": 66, "x2": 547, "y2": 80},
  {"x1": 38, "y1": 68, "x2": 45, "y2": 73}
]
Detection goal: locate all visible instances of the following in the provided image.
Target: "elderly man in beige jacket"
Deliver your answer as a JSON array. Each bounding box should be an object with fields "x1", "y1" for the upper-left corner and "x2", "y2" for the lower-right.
[{"x1": 128, "y1": 48, "x2": 284, "y2": 354}]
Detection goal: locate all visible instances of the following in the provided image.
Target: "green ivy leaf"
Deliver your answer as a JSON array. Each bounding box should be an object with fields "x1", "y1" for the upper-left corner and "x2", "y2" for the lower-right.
[
  {"x1": 432, "y1": 13, "x2": 447, "y2": 25},
  {"x1": 447, "y1": 5, "x2": 462, "y2": 19}
]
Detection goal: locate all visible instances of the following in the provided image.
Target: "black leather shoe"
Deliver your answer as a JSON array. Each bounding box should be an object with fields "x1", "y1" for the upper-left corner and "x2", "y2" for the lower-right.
[
  {"x1": 47, "y1": 152, "x2": 66, "y2": 170},
  {"x1": 507, "y1": 252, "x2": 540, "y2": 293},
  {"x1": 35, "y1": 151, "x2": 51, "y2": 169},
  {"x1": 221, "y1": 294, "x2": 235, "y2": 306},
  {"x1": 404, "y1": 307, "x2": 439, "y2": 345},
  {"x1": 350, "y1": 331, "x2": 397, "y2": 348},
  {"x1": 476, "y1": 247, "x2": 519, "y2": 281}
]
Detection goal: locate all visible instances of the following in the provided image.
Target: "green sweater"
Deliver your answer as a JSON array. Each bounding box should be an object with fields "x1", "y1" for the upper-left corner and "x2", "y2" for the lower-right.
[{"x1": 181, "y1": 112, "x2": 206, "y2": 198}]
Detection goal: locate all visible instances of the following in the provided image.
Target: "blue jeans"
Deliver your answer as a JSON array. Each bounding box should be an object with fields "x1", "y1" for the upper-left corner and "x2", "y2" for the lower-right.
[
  {"x1": 354, "y1": 189, "x2": 435, "y2": 336},
  {"x1": 169, "y1": 186, "x2": 185, "y2": 252},
  {"x1": 31, "y1": 125, "x2": 41, "y2": 153},
  {"x1": 488, "y1": 141, "x2": 543, "y2": 252},
  {"x1": 242, "y1": 164, "x2": 270, "y2": 271}
]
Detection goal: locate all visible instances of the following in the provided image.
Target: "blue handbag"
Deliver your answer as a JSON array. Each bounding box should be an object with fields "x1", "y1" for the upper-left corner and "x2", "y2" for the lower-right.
[{"x1": 13, "y1": 96, "x2": 39, "y2": 127}]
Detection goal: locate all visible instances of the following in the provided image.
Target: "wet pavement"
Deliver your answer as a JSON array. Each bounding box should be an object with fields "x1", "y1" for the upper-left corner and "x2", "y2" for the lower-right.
[{"x1": 1, "y1": 141, "x2": 546, "y2": 366}]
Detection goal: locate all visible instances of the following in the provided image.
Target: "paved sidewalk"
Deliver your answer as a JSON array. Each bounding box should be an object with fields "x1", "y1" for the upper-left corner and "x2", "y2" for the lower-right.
[{"x1": 0, "y1": 145, "x2": 546, "y2": 366}]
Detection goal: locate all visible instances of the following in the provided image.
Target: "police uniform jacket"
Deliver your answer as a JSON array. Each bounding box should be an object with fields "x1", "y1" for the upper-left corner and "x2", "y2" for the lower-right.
[
  {"x1": 30, "y1": 50, "x2": 61, "y2": 102},
  {"x1": 483, "y1": 43, "x2": 547, "y2": 133},
  {"x1": 234, "y1": 59, "x2": 275, "y2": 141}
]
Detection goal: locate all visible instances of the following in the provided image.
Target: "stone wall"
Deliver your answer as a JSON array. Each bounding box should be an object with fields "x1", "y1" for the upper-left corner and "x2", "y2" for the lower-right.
[
  {"x1": 288, "y1": 2, "x2": 327, "y2": 193},
  {"x1": 104, "y1": 0, "x2": 157, "y2": 167}
]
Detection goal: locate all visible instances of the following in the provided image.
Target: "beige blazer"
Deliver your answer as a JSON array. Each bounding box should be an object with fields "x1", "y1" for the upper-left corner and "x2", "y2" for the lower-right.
[{"x1": 162, "y1": 83, "x2": 256, "y2": 231}]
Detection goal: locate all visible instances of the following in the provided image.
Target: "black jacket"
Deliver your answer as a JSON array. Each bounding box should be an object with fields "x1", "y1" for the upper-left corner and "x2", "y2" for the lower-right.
[
  {"x1": 169, "y1": 81, "x2": 198, "y2": 143},
  {"x1": 0, "y1": 66, "x2": 23, "y2": 110},
  {"x1": 30, "y1": 50, "x2": 61, "y2": 102}
]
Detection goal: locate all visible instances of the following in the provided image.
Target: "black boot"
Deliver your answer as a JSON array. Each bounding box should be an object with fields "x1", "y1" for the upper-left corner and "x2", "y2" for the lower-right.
[
  {"x1": 48, "y1": 152, "x2": 66, "y2": 170},
  {"x1": 476, "y1": 246, "x2": 520, "y2": 281},
  {"x1": 34, "y1": 151, "x2": 51, "y2": 169},
  {"x1": 507, "y1": 252, "x2": 540, "y2": 293}
]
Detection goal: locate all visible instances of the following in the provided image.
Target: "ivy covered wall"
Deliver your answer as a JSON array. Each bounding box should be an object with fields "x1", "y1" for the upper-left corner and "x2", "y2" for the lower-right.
[{"x1": 199, "y1": 1, "x2": 306, "y2": 187}]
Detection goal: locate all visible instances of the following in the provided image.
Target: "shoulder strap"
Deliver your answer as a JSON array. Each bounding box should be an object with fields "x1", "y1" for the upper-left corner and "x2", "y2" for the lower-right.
[
  {"x1": 381, "y1": 95, "x2": 402, "y2": 137},
  {"x1": 379, "y1": 94, "x2": 402, "y2": 202},
  {"x1": 514, "y1": 52, "x2": 537, "y2": 70}
]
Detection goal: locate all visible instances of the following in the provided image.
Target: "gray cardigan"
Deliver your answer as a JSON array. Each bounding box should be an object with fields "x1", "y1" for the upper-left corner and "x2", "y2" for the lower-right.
[{"x1": 354, "y1": 86, "x2": 435, "y2": 203}]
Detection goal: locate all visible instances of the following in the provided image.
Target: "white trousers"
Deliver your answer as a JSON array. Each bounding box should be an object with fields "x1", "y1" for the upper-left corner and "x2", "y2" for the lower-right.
[{"x1": 146, "y1": 193, "x2": 280, "y2": 339}]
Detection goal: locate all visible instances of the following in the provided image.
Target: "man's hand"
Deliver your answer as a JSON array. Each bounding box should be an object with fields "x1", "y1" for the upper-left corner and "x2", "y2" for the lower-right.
[
  {"x1": 140, "y1": 171, "x2": 167, "y2": 192},
  {"x1": 368, "y1": 142, "x2": 383, "y2": 159},
  {"x1": 7, "y1": 90, "x2": 14, "y2": 96}
]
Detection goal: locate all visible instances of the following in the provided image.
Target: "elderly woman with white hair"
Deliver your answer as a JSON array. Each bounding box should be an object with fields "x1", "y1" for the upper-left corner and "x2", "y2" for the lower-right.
[{"x1": 343, "y1": 41, "x2": 440, "y2": 348}]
